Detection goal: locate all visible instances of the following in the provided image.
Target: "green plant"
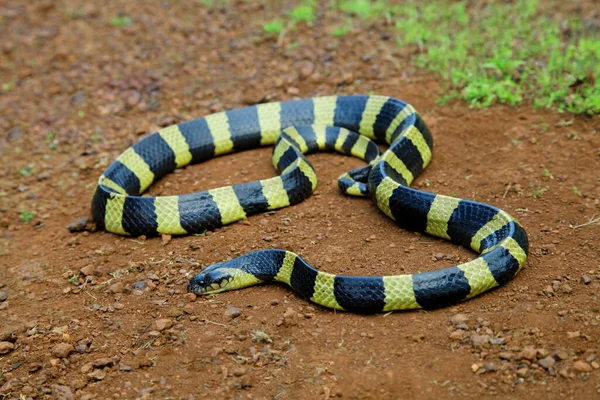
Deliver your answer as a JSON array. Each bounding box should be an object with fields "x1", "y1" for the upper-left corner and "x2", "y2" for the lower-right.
[
  {"x1": 263, "y1": 19, "x2": 285, "y2": 35},
  {"x1": 532, "y1": 187, "x2": 548, "y2": 199},
  {"x1": 391, "y1": 0, "x2": 600, "y2": 114},
  {"x1": 110, "y1": 16, "x2": 131, "y2": 28},
  {"x1": 19, "y1": 210, "x2": 35, "y2": 223},
  {"x1": 2, "y1": 81, "x2": 15, "y2": 92},
  {"x1": 19, "y1": 164, "x2": 33, "y2": 176},
  {"x1": 331, "y1": 23, "x2": 352, "y2": 37},
  {"x1": 290, "y1": 5, "x2": 315, "y2": 24}
]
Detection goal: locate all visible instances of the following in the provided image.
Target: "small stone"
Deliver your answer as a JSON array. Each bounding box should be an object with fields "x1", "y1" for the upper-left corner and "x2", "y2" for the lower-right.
[
  {"x1": 183, "y1": 304, "x2": 195, "y2": 314},
  {"x1": 51, "y1": 343, "x2": 73, "y2": 358},
  {"x1": 270, "y1": 299, "x2": 280, "y2": 306},
  {"x1": 283, "y1": 307, "x2": 298, "y2": 327},
  {"x1": 489, "y1": 337, "x2": 505, "y2": 345},
  {"x1": 539, "y1": 356, "x2": 556, "y2": 370},
  {"x1": 471, "y1": 364, "x2": 480, "y2": 372},
  {"x1": 232, "y1": 366, "x2": 246, "y2": 376},
  {"x1": 554, "y1": 350, "x2": 568, "y2": 360},
  {"x1": 580, "y1": 275, "x2": 592, "y2": 284},
  {"x1": 0, "y1": 289, "x2": 6, "y2": 302},
  {"x1": 518, "y1": 347, "x2": 538, "y2": 361},
  {"x1": 67, "y1": 217, "x2": 91, "y2": 232},
  {"x1": 286, "y1": 87, "x2": 299, "y2": 95},
  {"x1": 450, "y1": 313, "x2": 469, "y2": 327},
  {"x1": 498, "y1": 352, "x2": 514, "y2": 360},
  {"x1": 485, "y1": 363, "x2": 497, "y2": 372},
  {"x1": 0, "y1": 342, "x2": 15, "y2": 354},
  {"x1": 559, "y1": 283, "x2": 573, "y2": 294},
  {"x1": 119, "y1": 365, "x2": 132, "y2": 372},
  {"x1": 567, "y1": 331, "x2": 580, "y2": 339},
  {"x1": 87, "y1": 369, "x2": 106, "y2": 381},
  {"x1": 52, "y1": 385, "x2": 74, "y2": 400},
  {"x1": 558, "y1": 368, "x2": 570, "y2": 378},
  {"x1": 449, "y1": 330, "x2": 464, "y2": 340},
  {"x1": 516, "y1": 367, "x2": 529, "y2": 377},
  {"x1": 167, "y1": 307, "x2": 183, "y2": 317},
  {"x1": 161, "y1": 234, "x2": 172, "y2": 245},
  {"x1": 470, "y1": 334, "x2": 490, "y2": 348},
  {"x1": 108, "y1": 282, "x2": 124, "y2": 294},
  {"x1": 224, "y1": 306, "x2": 242, "y2": 319},
  {"x1": 132, "y1": 281, "x2": 147, "y2": 291},
  {"x1": 154, "y1": 319, "x2": 172, "y2": 331},
  {"x1": 79, "y1": 265, "x2": 96, "y2": 276},
  {"x1": 591, "y1": 361, "x2": 599, "y2": 369},
  {"x1": 184, "y1": 293, "x2": 197, "y2": 302},
  {"x1": 572, "y1": 360, "x2": 592, "y2": 373},
  {"x1": 92, "y1": 358, "x2": 114, "y2": 368},
  {"x1": 299, "y1": 62, "x2": 315, "y2": 79},
  {"x1": 536, "y1": 348, "x2": 550, "y2": 358}
]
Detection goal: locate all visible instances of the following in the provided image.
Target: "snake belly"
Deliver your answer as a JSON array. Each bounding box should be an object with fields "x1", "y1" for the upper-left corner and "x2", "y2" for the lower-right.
[{"x1": 92, "y1": 95, "x2": 529, "y2": 312}]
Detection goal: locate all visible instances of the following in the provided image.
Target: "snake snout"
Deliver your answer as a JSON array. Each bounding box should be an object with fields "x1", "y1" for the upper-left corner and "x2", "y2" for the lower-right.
[{"x1": 188, "y1": 264, "x2": 233, "y2": 295}]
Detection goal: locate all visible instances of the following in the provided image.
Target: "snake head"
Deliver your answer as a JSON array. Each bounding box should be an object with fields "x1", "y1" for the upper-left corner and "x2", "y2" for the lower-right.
[
  {"x1": 187, "y1": 263, "x2": 234, "y2": 295},
  {"x1": 187, "y1": 260, "x2": 262, "y2": 295}
]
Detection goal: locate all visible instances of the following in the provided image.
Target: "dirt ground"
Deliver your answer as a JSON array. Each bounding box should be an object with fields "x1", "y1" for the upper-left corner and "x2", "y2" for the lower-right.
[{"x1": 1, "y1": 1, "x2": 599, "y2": 399}]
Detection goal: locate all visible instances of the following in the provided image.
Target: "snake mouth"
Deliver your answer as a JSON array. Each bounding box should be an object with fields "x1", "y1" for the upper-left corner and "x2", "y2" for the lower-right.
[{"x1": 188, "y1": 273, "x2": 234, "y2": 295}]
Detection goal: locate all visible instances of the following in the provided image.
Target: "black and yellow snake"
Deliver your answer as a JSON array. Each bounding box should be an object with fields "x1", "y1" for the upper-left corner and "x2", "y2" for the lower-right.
[{"x1": 92, "y1": 95, "x2": 528, "y2": 313}]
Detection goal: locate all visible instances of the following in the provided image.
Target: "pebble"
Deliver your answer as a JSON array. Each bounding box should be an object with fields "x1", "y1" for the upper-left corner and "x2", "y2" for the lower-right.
[
  {"x1": 108, "y1": 282, "x2": 124, "y2": 294},
  {"x1": 224, "y1": 305, "x2": 242, "y2": 319},
  {"x1": 498, "y1": 352, "x2": 514, "y2": 360},
  {"x1": 283, "y1": 307, "x2": 298, "y2": 327},
  {"x1": 470, "y1": 334, "x2": 490, "y2": 348},
  {"x1": 87, "y1": 369, "x2": 107, "y2": 381},
  {"x1": 518, "y1": 347, "x2": 538, "y2": 361},
  {"x1": 0, "y1": 342, "x2": 15, "y2": 354},
  {"x1": 92, "y1": 358, "x2": 114, "y2": 368},
  {"x1": 79, "y1": 265, "x2": 96, "y2": 276},
  {"x1": 51, "y1": 343, "x2": 74, "y2": 358},
  {"x1": 154, "y1": 319, "x2": 172, "y2": 331},
  {"x1": 189, "y1": 241, "x2": 201, "y2": 251},
  {"x1": 558, "y1": 368, "x2": 570, "y2": 378},
  {"x1": 167, "y1": 307, "x2": 183, "y2": 317},
  {"x1": 580, "y1": 275, "x2": 592, "y2": 284},
  {"x1": 67, "y1": 216, "x2": 90, "y2": 232},
  {"x1": 161, "y1": 234, "x2": 172, "y2": 245},
  {"x1": 184, "y1": 293, "x2": 197, "y2": 302},
  {"x1": 52, "y1": 385, "x2": 74, "y2": 400},
  {"x1": 538, "y1": 356, "x2": 556, "y2": 369},
  {"x1": 572, "y1": 360, "x2": 592, "y2": 373},
  {"x1": 299, "y1": 62, "x2": 314, "y2": 79},
  {"x1": 567, "y1": 331, "x2": 580, "y2": 339},
  {"x1": 450, "y1": 313, "x2": 469, "y2": 327},
  {"x1": 132, "y1": 280, "x2": 147, "y2": 290},
  {"x1": 0, "y1": 289, "x2": 7, "y2": 302},
  {"x1": 449, "y1": 330, "x2": 464, "y2": 340},
  {"x1": 516, "y1": 367, "x2": 529, "y2": 377}
]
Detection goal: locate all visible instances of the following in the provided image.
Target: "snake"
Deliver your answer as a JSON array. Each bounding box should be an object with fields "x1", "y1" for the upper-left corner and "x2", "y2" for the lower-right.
[{"x1": 91, "y1": 95, "x2": 528, "y2": 313}]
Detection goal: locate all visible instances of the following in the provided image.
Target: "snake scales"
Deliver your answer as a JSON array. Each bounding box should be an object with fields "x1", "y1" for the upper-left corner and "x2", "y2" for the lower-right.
[{"x1": 92, "y1": 95, "x2": 528, "y2": 313}]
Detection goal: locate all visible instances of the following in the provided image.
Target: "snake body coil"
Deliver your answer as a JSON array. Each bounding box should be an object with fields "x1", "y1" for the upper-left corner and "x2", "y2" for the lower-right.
[{"x1": 92, "y1": 95, "x2": 528, "y2": 313}]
